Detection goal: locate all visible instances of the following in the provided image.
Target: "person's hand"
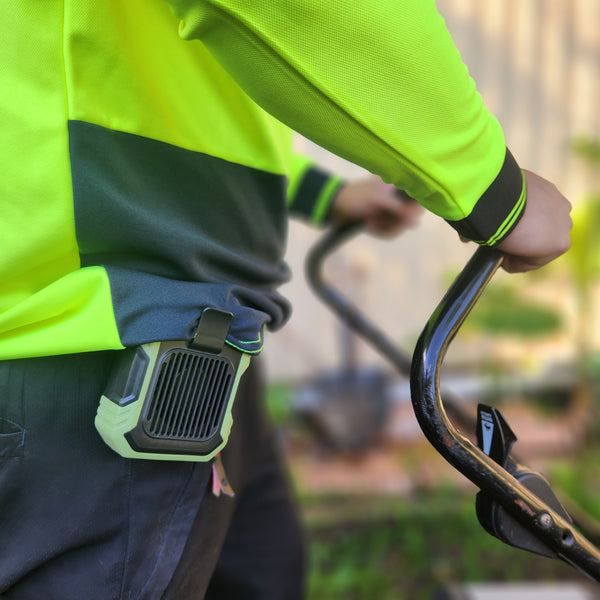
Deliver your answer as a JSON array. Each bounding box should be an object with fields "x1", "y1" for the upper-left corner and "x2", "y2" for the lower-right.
[
  {"x1": 496, "y1": 170, "x2": 572, "y2": 273},
  {"x1": 329, "y1": 175, "x2": 422, "y2": 237}
]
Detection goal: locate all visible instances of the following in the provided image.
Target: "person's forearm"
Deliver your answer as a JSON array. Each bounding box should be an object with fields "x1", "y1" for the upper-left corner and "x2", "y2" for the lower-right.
[{"x1": 165, "y1": 0, "x2": 524, "y2": 245}]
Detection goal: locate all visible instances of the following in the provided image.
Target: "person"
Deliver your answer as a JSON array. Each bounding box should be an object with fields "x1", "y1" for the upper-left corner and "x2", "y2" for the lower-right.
[{"x1": 0, "y1": 1, "x2": 571, "y2": 599}]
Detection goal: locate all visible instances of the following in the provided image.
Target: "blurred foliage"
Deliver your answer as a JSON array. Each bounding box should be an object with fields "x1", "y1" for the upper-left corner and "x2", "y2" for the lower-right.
[
  {"x1": 572, "y1": 137, "x2": 600, "y2": 163},
  {"x1": 549, "y1": 445, "x2": 600, "y2": 522},
  {"x1": 568, "y1": 138, "x2": 600, "y2": 293},
  {"x1": 302, "y1": 483, "x2": 585, "y2": 600},
  {"x1": 569, "y1": 196, "x2": 600, "y2": 291},
  {"x1": 265, "y1": 381, "x2": 293, "y2": 425},
  {"x1": 564, "y1": 137, "x2": 600, "y2": 367},
  {"x1": 463, "y1": 282, "x2": 563, "y2": 338}
]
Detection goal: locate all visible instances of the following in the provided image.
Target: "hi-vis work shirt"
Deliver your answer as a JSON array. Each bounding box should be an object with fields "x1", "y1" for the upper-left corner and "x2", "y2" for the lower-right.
[{"x1": 0, "y1": 0, "x2": 525, "y2": 360}]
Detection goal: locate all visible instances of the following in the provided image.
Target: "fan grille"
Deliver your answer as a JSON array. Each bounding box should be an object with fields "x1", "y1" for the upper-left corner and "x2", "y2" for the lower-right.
[{"x1": 143, "y1": 349, "x2": 233, "y2": 441}]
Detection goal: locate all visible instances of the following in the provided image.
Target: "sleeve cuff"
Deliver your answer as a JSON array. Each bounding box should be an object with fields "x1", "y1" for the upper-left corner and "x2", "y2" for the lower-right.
[
  {"x1": 288, "y1": 165, "x2": 345, "y2": 225},
  {"x1": 445, "y1": 148, "x2": 526, "y2": 246}
]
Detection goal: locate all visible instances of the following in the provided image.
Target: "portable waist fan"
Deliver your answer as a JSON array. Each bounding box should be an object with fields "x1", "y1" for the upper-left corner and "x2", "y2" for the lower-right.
[{"x1": 95, "y1": 308, "x2": 250, "y2": 461}]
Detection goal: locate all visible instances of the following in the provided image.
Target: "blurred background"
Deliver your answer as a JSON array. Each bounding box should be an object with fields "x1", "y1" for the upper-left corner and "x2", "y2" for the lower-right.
[{"x1": 261, "y1": 1, "x2": 600, "y2": 598}]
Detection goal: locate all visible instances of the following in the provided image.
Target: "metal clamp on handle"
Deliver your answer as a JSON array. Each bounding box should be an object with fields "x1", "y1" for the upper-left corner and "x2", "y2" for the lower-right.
[{"x1": 410, "y1": 245, "x2": 600, "y2": 581}]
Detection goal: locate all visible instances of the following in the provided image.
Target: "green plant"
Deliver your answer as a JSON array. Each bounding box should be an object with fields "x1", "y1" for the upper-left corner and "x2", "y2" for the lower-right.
[
  {"x1": 548, "y1": 445, "x2": 600, "y2": 522},
  {"x1": 464, "y1": 282, "x2": 563, "y2": 338},
  {"x1": 572, "y1": 137, "x2": 600, "y2": 163},
  {"x1": 303, "y1": 485, "x2": 582, "y2": 600},
  {"x1": 568, "y1": 138, "x2": 600, "y2": 353},
  {"x1": 265, "y1": 381, "x2": 294, "y2": 424}
]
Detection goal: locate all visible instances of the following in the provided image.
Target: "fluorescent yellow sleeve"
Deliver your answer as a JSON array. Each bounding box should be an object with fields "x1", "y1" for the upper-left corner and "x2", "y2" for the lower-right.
[{"x1": 164, "y1": 0, "x2": 525, "y2": 243}]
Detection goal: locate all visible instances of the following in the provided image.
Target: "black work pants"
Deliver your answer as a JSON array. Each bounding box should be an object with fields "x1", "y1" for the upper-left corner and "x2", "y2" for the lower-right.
[{"x1": 0, "y1": 351, "x2": 305, "y2": 599}]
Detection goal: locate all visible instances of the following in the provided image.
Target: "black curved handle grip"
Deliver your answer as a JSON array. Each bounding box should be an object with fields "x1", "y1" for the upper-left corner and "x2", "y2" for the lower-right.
[
  {"x1": 305, "y1": 225, "x2": 481, "y2": 430},
  {"x1": 410, "y1": 245, "x2": 600, "y2": 580},
  {"x1": 305, "y1": 222, "x2": 412, "y2": 373}
]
